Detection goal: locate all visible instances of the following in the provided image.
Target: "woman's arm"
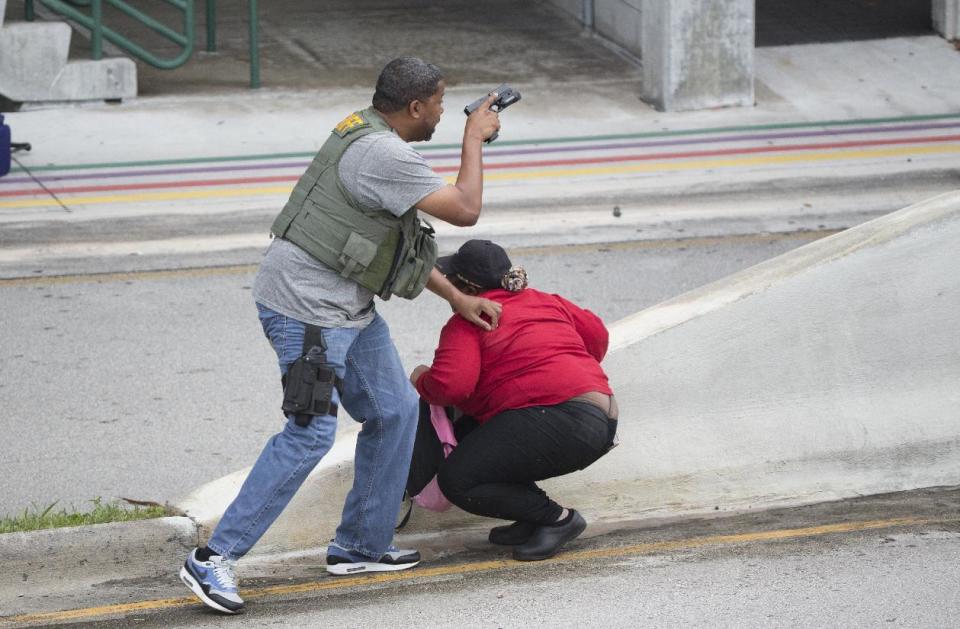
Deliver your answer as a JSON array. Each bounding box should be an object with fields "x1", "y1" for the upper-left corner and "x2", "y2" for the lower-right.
[
  {"x1": 412, "y1": 318, "x2": 483, "y2": 407},
  {"x1": 553, "y1": 294, "x2": 609, "y2": 362}
]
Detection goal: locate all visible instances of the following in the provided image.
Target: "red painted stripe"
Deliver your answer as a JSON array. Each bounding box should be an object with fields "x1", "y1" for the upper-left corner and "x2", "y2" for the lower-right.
[
  {"x1": 430, "y1": 133, "x2": 960, "y2": 173},
  {"x1": 2, "y1": 134, "x2": 958, "y2": 197}
]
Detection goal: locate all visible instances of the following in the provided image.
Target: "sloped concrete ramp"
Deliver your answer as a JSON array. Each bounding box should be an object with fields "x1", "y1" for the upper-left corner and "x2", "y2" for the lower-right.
[{"x1": 179, "y1": 192, "x2": 960, "y2": 556}]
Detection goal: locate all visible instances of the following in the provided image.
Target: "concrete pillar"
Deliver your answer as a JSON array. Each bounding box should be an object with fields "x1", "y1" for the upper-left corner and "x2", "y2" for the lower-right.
[
  {"x1": 640, "y1": 0, "x2": 754, "y2": 112},
  {"x1": 933, "y1": 0, "x2": 960, "y2": 40}
]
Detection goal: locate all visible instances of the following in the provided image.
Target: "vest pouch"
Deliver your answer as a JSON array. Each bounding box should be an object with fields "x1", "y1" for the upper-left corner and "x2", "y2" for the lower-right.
[
  {"x1": 388, "y1": 222, "x2": 437, "y2": 300},
  {"x1": 338, "y1": 232, "x2": 379, "y2": 279},
  {"x1": 391, "y1": 256, "x2": 424, "y2": 300}
]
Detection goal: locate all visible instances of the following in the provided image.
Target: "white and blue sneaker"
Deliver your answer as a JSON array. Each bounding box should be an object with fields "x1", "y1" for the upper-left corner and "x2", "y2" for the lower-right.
[
  {"x1": 326, "y1": 541, "x2": 421, "y2": 575},
  {"x1": 179, "y1": 548, "x2": 245, "y2": 614}
]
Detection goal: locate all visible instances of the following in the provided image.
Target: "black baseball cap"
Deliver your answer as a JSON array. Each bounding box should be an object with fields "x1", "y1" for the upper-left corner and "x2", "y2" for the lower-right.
[{"x1": 436, "y1": 239, "x2": 512, "y2": 289}]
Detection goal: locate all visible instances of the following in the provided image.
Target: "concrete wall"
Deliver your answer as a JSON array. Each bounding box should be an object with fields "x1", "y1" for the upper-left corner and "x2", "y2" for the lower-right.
[
  {"x1": 594, "y1": 0, "x2": 643, "y2": 58},
  {"x1": 934, "y1": 0, "x2": 960, "y2": 39},
  {"x1": 545, "y1": 0, "x2": 644, "y2": 59},
  {"x1": 641, "y1": 0, "x2": 754, "y2": 111},
  {"x1": 179, "y1": 192, "x2": 960, "y2": 557},
  {"x1": 545, "y1": 0, "x2": 584, "y2": 24},
  {"x1": 545, "y1": 0, "x2": 753, "y2": 111}
]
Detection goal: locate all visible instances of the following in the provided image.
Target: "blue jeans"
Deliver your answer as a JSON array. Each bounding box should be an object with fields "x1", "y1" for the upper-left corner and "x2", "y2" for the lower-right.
[{"x1": 206, "y1": 304, "x2": 419, "y2": 560}]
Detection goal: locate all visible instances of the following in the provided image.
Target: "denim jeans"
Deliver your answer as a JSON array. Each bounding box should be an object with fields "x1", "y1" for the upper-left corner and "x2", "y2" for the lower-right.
[
  {"x1": 206, "y1": 304, "x2": 419, "y2": 560},
  {"x1": 436, "y1": 401, "x2": 615, "y2": 525}
]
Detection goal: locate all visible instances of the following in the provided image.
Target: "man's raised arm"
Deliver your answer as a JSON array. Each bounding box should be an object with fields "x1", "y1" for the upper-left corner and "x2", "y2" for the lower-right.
[{"x1": 416, "y1": 93, "x2": 500, "y2": 226}]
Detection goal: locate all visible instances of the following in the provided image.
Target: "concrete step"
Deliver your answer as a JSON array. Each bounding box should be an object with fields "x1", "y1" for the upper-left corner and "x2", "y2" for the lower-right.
[
  {"x1": 50, "y1": 57, "x2": 137, "y2": 101},
  {"x1": 0, "y1": 18, "x2": 137, "y2": 103},
  {"x1": 0, "y1": 22, "x2": 71, "y2": 96}
]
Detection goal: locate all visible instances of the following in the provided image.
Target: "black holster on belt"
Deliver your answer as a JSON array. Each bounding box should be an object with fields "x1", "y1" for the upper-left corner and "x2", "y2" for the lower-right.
[{"x1": 281, "y1": 324, "x2": 342, "y2": 427}]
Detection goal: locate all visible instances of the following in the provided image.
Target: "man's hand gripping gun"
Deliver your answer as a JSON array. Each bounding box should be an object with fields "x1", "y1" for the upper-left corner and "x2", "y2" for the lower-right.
[{"x1": 464, "y1": 84, "x2": 521, "y2": 143}]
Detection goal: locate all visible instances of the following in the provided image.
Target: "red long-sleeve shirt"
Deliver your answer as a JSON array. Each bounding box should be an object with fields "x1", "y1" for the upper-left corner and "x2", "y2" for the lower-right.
[{"x1": 415, "y1": 288, "x2": 612, "y2": 423}]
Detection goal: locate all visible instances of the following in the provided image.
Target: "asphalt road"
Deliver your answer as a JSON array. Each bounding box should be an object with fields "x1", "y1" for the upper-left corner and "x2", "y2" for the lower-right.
[
  {"x1": 146, "y1": 529, "x2": 960, "y2": 629},
  {"x1": 2, "y1": 201, "x2": 956, "y2": 629},
  {"x1": 0, "y1": 228, "x2": 833, "y2": 516},
  {"x1": 31, "y1": 486, "x2": 960, "y2": 629}
]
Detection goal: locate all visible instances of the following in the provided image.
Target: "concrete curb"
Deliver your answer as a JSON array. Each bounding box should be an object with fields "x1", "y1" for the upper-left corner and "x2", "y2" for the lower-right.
[{"x1": 0, "y1": 516, "x2": 198, "y2": 613}]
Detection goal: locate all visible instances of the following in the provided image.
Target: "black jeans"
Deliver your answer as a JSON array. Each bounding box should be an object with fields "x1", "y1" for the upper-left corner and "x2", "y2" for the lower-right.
[{"x1": 436, "y1": 401, "x2": 616, "y2": 525}]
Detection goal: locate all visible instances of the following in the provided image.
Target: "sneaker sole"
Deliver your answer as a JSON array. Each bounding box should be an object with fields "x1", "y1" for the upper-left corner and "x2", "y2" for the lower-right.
[
  {"x1": 179, "y1": 566, "x2": 243, "y2": 615},
  {"x1": 326, "y1": 559, "x2": 421, "y2": 576}
]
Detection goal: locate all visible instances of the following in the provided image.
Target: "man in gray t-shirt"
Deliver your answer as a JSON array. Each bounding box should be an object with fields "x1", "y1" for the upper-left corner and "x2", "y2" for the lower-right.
[
  {"x1": 252, "y1": 131, "x2": 445, "y2": 328},
  {"x1": 180, "y1": 57, "x2": 503, "y2": 616}
]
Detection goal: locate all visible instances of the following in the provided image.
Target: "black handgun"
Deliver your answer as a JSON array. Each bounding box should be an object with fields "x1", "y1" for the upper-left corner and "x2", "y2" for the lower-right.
[{"x1": 463, "y1": 84, "x2": 521, "y2": 143}]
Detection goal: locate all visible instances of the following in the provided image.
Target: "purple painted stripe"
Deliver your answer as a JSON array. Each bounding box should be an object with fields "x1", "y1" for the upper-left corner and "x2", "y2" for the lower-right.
[
  {"x1": 2, "y1": 120, "x2": 958, "y2": 187},
  {"x1": 423, "y1": 120, "x2": 960, "y2": 160}
]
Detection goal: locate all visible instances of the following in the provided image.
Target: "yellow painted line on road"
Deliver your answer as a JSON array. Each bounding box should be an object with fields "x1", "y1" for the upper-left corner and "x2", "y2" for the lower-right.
[
  {"x1": 482, "y1": 142, "x2": 960, "y2": 182},
  {"x1": 4, "y1": 516, "x2": 955, "y2": 626},
  {"x1": 2, "y1": 143, "x2": 958, "y2": 209},
  {"x1": 0, "y1": 231, "x2": 836, "y2": 288}
]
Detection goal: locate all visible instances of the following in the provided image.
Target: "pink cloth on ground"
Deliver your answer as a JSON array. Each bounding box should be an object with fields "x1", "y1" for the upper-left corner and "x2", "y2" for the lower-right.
[{"x1": 411, "y1": 404, "x2": 458, "y2": 512}]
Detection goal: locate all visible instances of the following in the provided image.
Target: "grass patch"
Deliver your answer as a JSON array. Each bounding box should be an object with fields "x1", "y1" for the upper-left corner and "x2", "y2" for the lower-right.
[{"x1": 0, "y1": 498, "x2": 169, "y2": 534}]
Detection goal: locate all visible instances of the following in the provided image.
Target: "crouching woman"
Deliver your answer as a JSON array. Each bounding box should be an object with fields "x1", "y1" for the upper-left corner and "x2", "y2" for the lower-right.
[{"x1": 409, "y1": 240, "x2": 618, "y2": 561}]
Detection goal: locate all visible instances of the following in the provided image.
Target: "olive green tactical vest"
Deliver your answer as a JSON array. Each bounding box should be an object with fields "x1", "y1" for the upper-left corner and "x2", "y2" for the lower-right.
[{"x1": 270, "y1": 107, "x2": 437, "y2": 300}]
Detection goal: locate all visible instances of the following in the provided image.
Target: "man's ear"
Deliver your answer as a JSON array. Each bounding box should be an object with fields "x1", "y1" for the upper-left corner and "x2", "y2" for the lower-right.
[{"x1": 408, "y1": 99, "x2": 424, "y2": 120}]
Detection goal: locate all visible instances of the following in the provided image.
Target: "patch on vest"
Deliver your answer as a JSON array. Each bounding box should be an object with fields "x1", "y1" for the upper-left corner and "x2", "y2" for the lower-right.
[{"x1": 334, "y1": 113, "x2": 368, "y2": 136}]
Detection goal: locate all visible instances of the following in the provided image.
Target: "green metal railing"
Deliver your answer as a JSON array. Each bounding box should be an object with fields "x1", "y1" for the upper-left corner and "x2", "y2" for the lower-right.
[{"x1": 24, "y1": 0, "x2": 261, "y2": 88}]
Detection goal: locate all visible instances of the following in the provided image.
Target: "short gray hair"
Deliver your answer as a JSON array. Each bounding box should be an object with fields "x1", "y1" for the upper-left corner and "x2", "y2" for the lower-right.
[{"x1": 372, "y1": 57, "x2": 443, "y2": 113}]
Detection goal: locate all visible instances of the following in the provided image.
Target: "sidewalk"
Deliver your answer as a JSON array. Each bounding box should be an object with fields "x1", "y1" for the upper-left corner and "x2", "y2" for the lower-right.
[{"x1": 2, "y1": 36, "x2": 960, "y2": 278}]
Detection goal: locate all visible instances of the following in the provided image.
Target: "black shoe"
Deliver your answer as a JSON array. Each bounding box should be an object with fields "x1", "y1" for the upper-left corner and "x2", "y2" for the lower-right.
[
  {"x1": 489, "y1": 520, "x2": 539, "y2": 545},
  {"x1": 512, "y1": 510, "x2": 587, "y2": 561}
]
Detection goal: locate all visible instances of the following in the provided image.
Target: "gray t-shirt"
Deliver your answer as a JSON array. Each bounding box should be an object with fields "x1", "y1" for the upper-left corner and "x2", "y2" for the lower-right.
[{"x1": 252, "y1": 130, "x2": 445, "y2": 328}]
